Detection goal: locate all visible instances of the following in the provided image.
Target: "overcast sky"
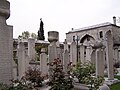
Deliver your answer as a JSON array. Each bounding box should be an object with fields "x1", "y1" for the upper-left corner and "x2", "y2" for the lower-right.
[{"x1": 7, "y1": 0, "x2": 120, "y2": 42}]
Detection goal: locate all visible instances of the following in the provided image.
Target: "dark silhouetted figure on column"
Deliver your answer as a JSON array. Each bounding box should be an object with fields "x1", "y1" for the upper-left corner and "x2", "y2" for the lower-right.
[{"x1": 37, "y1": 18, "x2": 45, "y2": 40}]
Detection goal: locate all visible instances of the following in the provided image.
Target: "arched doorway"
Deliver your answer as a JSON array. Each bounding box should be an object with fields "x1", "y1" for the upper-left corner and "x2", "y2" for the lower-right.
[{"x1": 80, "y1": 34, "x2": 95, "y2": 63}]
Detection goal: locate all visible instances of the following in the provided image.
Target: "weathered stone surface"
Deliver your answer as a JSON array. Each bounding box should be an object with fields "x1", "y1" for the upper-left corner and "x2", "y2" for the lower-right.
[
  {"x1": 70, "y1": 41, "x2": 77, "y2": 65},
  {"x1": 80, "y1": 44, "x2": 85, "y2": 63},
  {"x1": 96, "y1": 49, "x2": 104, "y2": 77},
  {"x1": 0, "y1": 0, "x2": 13, "y2": 84},
  {"x1": 18, "y1": 42, "x2": 26, "y2": 79},
  {"x1": 48, "y1": 31, "x2": 59, "y2": 42},
  {"x1": 105, "y1": 31, "x2": 114, "y2": 80},
  {"x1": 0, "y1": 0, "x2": 10, "y2": 19},
  {"x1": 99, "y1": 84, "x2": 110, "y2": 90},
  {"x1": 40, "y1": 48, "x2": 48, "y2": 75},
  {"x1": 48, "y1": 31, "x2": 58, "y2": 79},
  {"x1": 63, "y1": 50, "x2": 70, "y2": 72},
  {"x1": 28, "y1": 38, "x2": 35, "y2": 61},
  {"x1": 73, "y1": 83, "x2": 89, "y2": 90}
]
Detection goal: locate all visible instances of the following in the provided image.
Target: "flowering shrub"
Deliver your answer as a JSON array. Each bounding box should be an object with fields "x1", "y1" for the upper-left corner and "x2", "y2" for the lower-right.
[
  {"x1": 0, "y1": 79, "x2": 33, "y2": 90},
  {"x1": 73, "y1": 62, "x2": 95, "y2": 83},
  {"x1": 0, "y1": 67, "x2": 45, "y2": 90},
  {"x1": 73, "y1": 61, "x2": 104, "y2": 90},
  {"x1": 25, "y1": 67, "x2": 45, "y2": 87},
  {"x1": 47, "y1": 58, "x2": 73, "y2": 90},
  {"x1": 8, "y1": 79, "x2": 33, "y2": 90}
]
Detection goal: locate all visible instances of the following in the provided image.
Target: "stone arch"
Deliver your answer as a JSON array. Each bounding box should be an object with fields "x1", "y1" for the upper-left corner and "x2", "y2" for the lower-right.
[
  {"x1": 80, "y1": 34, "x2": 95, "y2": 43},
  {"x1": 105, "y1": 30, "x2": 112, "y2": 39},
  {"x1": 79, "y1": 34, "x2": 95, "y2": 62}
]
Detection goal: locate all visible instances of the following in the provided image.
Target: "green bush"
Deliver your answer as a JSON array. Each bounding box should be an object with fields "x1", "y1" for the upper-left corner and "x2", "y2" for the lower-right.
[{"x1": 73, "y1": 61, "x2": 104, "y2": 90}]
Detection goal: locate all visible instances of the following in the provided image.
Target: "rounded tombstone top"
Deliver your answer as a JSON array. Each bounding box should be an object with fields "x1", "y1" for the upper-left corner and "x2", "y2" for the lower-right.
[
  {"x1": 48, "y1": 31, "x2": 59, "y2": 42},
  {"x1": 92, "y1": 41, "x2": 103, "y2": 49},
  {"x1": 0, "y1": 0, "x2": 10, "y2": 19}
]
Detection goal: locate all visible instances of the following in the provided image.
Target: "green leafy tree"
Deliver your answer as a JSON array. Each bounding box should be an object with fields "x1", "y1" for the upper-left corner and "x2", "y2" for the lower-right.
[
  {"x1": 18, "y1": 31, "x2": 30, "y2": 39},
  {"x1": 18, "y1": 31, "x2": 37, "y2": 40},
  {"x1": 31, "y1": 33, "x2": 37, "y2": 39},
  {"x1": 22, "y1": 31, "x2": 30, "y2": 39}
]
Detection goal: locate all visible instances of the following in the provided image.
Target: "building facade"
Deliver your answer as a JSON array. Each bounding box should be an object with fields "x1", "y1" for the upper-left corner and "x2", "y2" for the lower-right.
[{"x1": 66, "y1": 21, "x2": 120, "y2": 65}]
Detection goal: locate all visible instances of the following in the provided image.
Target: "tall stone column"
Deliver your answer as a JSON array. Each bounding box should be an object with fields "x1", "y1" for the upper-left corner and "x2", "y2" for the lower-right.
[
  {"x1": 70, "y1": 41, "x2": 77, "y2": 65},
  {"x1": 18, "y1": 42, "x2": 26, "y2": 79},
  {"x1": 28, "y1": 38, "x2": 35, "y2": 61},
  {"x1": 48, "y1": 31, "x2": 59, "y2": 62},
  {"x1": 96, "y1": 49, "x2": 104, "y2": 77},
  {"x1": 56, "y1": 44, "x2": 63, "y2": 63},
  {"x1": 63, "y1": 50, "x2": 70, "y2": 72},
  {"x1": 86, "y1": 46, "x2": 91, "y2": 61},
  {"x1": 106, "y1": 31, "x2": 114, "y2": 80},
  {"x1": 118, "y1": 46, "x2": 120, "y2": 63},
  {"x1": 80, "y1": 44, "x2": 85, "y2": 63},
  {"x1": 114, "y1": 46, "x2": 119, "y2": 63},
  {"x1": 92, "y1": 41, "x2": 105, "y2": 77},
  {"x1": 40, "y1": 48, "x2": 48, "y2": 75},
  {"x1": 48, "y1": 42, "x2": 57, "y2": 62},
  {"x1": 64, "y1": 39, "x2": 69, "y2": 51},
  {"x1": 24, "y1": 48, "x2": 29, "y2": 71},
  {"x1": 0, "y1": 0, "x2": 13, "y2": 84},
  {"x1": 63, "y1": 39, "x2": 70, "y2": 72},
  {"x1": 91, "y1": 50, "x2": 96, "y2": 64},
  {"x1": 12, "y1": 60, "x2": 17, "y2": 80},
  {"x1": 48, "y1": 31, "x2": 59, "y2": 79}
]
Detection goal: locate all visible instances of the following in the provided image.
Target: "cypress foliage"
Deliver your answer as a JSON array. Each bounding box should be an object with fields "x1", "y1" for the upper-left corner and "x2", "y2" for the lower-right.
[{"x1": 37, "y1": 18, "x2": 45, "y2": 40}]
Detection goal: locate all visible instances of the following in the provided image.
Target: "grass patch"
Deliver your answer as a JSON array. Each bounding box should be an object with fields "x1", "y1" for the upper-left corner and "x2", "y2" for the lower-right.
[
  {"x1": 109, "y1": 75, "x2": 120, "y2": 90},
  {"x1": 114, "y1": 75, "x2": 120, "y2": 80},
  {"x1": 109, "y1": 82, "x2": 120, "y2": 90}
]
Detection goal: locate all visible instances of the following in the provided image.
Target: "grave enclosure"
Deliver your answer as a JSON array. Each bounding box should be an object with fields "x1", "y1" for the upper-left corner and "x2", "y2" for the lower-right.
[
  {"x1": 14, "y1": 29, "x2": 118, "y2": 83},
  {"x1": 1, "y1": 0, "x2": 120, "y2": 86}
]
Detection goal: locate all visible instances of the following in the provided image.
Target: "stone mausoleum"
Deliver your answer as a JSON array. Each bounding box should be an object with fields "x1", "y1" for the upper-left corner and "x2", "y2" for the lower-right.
[
  {"x1": 66, "y1": 17, "x2": 120, "y2": 81},
  {"x1": 66, "y1": 17, "x2": 120, "y2": 65}
]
